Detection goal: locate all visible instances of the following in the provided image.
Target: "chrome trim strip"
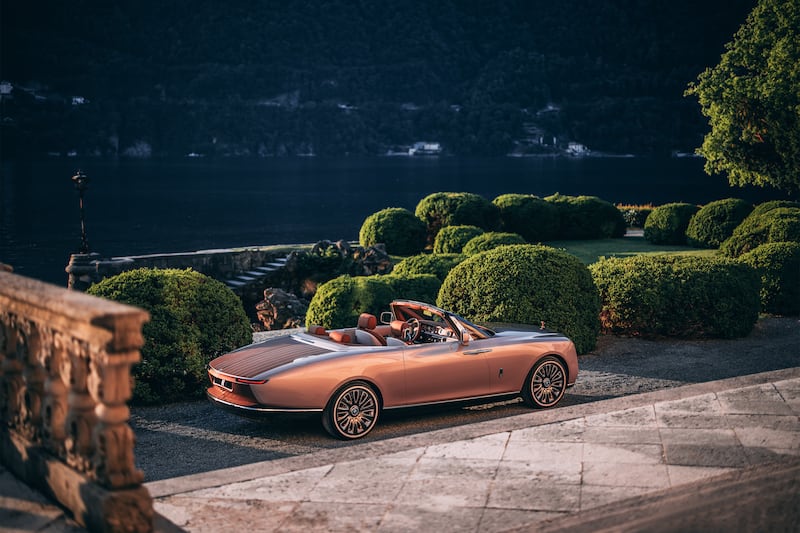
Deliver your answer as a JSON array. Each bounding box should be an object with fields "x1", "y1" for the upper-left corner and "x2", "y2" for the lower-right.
[
  {"x1": 383, "y1": 392, "x2": 519, "y2": 410},
  {"x1": 206, "y1": 393, "x2": 323, "y2": 414}
]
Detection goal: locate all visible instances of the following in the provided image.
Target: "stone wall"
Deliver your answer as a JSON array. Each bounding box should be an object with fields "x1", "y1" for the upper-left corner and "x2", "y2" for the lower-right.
[{"x1": 0, "y1": 271, "x2": 153, "y2": 532}]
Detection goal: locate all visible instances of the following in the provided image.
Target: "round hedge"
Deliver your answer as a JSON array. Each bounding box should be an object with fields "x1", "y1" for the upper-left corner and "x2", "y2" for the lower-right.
[
  {"x1": 492, "y1": 193, "x2": 560, "y2": 241},
  {"x1": 739, "y1": 242, "x2": 800, "y2": 316},
  {"x1": 392, "y1": 253, "x2": 466, "y2": 282},
  {"x1": 359, "y1": 207, "x2": 427, "y2": 255},
  {"x1": 719, "y1": 207, "x2": 800, "y2": 257},
  {"x1": 749, "y1": 200, "x2": 800, "y2": 217},
  {"x1": 437, "y1": 244, "x2": 600, "y2": 354},
  {"x1": 86, "y1": 268, "x2": 252, "y2": 405},
  {"x1": 544, "y1": 193, "x2": 626, "y2": 239},
  {"x1": 643, "y1": 202, "x2": 699, "y2": 245},
  {"x1": 415, "y1": 192, "x2": 500, "y2": 244},
  {"x1": 462, "y1": 232, "x2": 526, "y2": 256},
  {"x1": 686, "y1": 198, "x2": 753, "y2": 248},
  {"x1": 306, "y1": 273, "x2": 439, "y2": 329},
  {"x1": 590, "y1": 255, "x2": 760, "y2": 339},
  {"x1": 433, "y1": 225, "x2": 484, "y2": 253}
]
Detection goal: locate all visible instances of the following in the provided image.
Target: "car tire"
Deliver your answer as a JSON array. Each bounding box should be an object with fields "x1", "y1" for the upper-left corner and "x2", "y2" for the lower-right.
[
  {"x1": 522, "y1": 356, "x2": 567, "y2": 408},
  {"x1": 322, "y1": 381, "x2": 380, "y2": 439}
]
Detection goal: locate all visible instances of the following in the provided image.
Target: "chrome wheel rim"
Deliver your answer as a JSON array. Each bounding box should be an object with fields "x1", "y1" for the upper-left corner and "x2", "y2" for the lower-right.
[
  {"x1": 334, "y1": 385, "x2": 377, "y2": 438},
  {"x1": 531, "y1": 360, "x2": 566, "y2": 407}
]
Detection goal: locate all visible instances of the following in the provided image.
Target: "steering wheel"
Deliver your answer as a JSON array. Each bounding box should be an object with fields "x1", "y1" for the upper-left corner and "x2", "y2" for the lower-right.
[{"x1": 404, "y1": 318, "x2": 421, "y2": 343}]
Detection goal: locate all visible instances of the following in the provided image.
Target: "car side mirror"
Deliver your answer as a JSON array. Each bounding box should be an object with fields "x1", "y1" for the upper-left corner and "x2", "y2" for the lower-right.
[{"x1": 380, "y1": 311, "x2": 394, "y2": 325}]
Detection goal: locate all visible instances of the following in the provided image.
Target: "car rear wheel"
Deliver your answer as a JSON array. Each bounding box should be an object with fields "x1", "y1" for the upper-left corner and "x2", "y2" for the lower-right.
[
  {"x1": 522, "y1": 356, "x2": 567, "y2": 408},
  {"x1": 322, "y1": 381, "x2": 380, "y2": 439}
]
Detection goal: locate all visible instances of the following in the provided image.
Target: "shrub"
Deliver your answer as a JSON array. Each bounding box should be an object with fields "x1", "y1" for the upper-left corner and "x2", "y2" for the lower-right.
[
  {"x1": 462, "y1": 232, "x2": 526, "y2": 255},
  {"x1": 643, "y1": 202, "x2": 699, "y2": 244},
  {"x1": 739, "y1": 242, "x2": 800, "y2": 315},
  {"x1": 492, "y1": 193, "x2": 560, "y2": 241},
  {"x1": 749, "y1": 200, "x2": 800, "y2": 217},
  {"x1": 433, "y1": 225, "x2": 484, "y2": 253},
  {"x1": 359, "y1": 207, "x2": 427, "y2": 255},
  {"x1": 86, "y1": 268, "x2": 252, "y2": 404},
  {"x1": 544, "y1": 193, "x2": 627, "y2": 239},
  {"x1": 719, "y1": 207, "x2": 800, "y2": 257},
  {"x1": 306, "y1": 273, "x2": 439, "y2": 329},
  {"x1": 616, "y1": 203, "x2": 654, "y2": 228},
  {"x1": 685, "y1": 198, "x2": 753, "y2": 248},
  {"x1": 590, "y1": 255, "x2": 760, "y2": 338},
  {"x1": 415, "y1": 192, "x2": 500, "y2": 245},
  {"x1": 392, "y1": 253, "x2": 466, "y2": 282},
  {"x1": 437, "y1": 244, "x2": 600, "y2": 354}
]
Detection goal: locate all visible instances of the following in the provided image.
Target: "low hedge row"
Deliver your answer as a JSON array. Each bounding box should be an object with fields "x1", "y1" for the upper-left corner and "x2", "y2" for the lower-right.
[
  {"x1": 392, "y1": 253, "x2": 465, "y2": 282},
  {"x1": 590, "y1": 255, "x2": 760, "y2": 338}
]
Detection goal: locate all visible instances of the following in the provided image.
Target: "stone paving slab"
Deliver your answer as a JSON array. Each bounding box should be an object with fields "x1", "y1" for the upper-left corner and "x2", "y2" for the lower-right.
[{"x1": 150, "y1": 372, "x2": 800, "y2": 532}]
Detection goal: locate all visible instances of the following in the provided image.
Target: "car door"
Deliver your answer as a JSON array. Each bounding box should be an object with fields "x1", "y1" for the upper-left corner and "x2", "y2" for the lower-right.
[{"x1": 402, "y1": 341, "x2": 492, "y2": 405}]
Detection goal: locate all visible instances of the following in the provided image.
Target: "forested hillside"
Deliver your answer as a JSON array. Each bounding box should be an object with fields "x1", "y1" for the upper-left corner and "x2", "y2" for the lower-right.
[{"x1": 0, "y1": 0, "x2": 756, "y2": 158}]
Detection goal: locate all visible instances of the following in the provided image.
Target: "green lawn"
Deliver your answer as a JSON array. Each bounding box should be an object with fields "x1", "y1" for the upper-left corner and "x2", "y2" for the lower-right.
[{"x1": 542, "y1": 236, "x2": 717, "y2": 265}]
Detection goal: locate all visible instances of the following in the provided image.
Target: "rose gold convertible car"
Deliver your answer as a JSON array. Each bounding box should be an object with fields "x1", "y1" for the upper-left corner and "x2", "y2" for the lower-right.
[{"x1": 207, "y1": 300, "x2": 578, "y2": 439}]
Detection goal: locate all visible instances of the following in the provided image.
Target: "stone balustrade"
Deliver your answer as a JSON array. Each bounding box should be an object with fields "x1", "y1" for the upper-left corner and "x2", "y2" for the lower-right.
[{"x1": 0, "y1": 270, "x2": 153, "y2": 532}]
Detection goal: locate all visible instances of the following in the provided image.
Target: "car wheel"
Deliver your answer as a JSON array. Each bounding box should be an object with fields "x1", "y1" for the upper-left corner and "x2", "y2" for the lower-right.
[
  {"x1": 522, "y1": 356, "x2": 567, "y2": 408},
  {"x1": 322, "y1": 381, "x2": 380, "y2": 439}
]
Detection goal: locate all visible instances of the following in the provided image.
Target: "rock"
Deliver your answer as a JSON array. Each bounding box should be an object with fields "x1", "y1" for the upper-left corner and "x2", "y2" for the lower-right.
[{"x1": 255, "y1": 288, "x2": 308, "y2": 330}]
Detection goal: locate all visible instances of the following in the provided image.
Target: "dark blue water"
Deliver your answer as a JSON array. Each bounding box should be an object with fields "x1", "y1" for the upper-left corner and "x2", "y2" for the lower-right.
[{"x1": 0, "y1": 156, "x2": 791, "y2": 286}]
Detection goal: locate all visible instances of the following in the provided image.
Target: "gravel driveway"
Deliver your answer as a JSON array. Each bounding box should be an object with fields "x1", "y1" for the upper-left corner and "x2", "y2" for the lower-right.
[{"x1": 131, "y1": 317, "x2": 799, "y2": 482}]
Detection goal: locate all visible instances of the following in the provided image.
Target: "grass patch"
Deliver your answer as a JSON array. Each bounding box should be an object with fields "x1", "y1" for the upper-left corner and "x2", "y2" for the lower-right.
[{"x1": 542, "y1": 236, "x2": 716, "y2": 265}]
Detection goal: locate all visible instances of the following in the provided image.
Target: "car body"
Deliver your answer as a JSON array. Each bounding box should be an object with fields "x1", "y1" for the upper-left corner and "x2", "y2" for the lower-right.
[{"x1": 207, "y1": 300, "x2": 578, "y2": 439}]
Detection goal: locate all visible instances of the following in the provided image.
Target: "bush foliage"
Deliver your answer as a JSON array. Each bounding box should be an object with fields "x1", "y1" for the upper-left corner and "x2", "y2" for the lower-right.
[
  {"x1": 392, "y1": 253, "x2": 466, "y2": 282},
  {"x1": 492, "y1": 193, "x2": 560, "y2": 242},
  {"x1": 616, "y1": 203, "x2": 654, "y2": 228},
  {"x1": 306, "y1": 273, "x2": 440, "y2": 328},
  {"x1": 686, "y1": 198, "x2": 753, "y2": 248},
  {"x1": 719, "y1": 207, "x2": 800, "y2": 257},
  {"x1": 359, "y1": 207, "x2": 427, "y2": 255},
  {"x1": 590, "y1": 255, "x2": 760, "y2": 338},
  {"x1": 643, "y1": 202, "x2": 699, "y2": 244},
  {"x1": 86, "y1": 268, "x2": 252, "y2": 405},
  {"x1": 415, "y1": 192, "x2": 500, "y2": 245},
  {"x1": 544, "y1": 194, "x2": 626, "y2": 239},
  {"x1": 462, "y1": 231, "x2": 526, "y2": 255},
  {"x1": 437, "y1": 244, "x2": 600, "y2": 354},
  {"x1": 738, "y1": 242, "x2": 800, "y2": 316},
  {"x1": 433, "y1": 225, "x2": 484, "y2": 254}
]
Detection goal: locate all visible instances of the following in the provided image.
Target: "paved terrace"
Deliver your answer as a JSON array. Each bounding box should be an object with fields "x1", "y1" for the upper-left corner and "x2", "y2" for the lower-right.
[{"x1": 2, "y1": 369, "x2": 799, "y2": 532}]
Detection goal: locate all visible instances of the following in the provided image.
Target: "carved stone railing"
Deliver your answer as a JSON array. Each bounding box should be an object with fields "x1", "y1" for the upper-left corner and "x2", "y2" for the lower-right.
[{"x1": 0, "y1": 270, "x2": 153, "y2": 532}]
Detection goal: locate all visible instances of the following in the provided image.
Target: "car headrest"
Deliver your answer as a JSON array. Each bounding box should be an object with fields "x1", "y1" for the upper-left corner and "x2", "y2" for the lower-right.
[{"x1": 358, "y1": 313, "x2": 377, "y2": 330}]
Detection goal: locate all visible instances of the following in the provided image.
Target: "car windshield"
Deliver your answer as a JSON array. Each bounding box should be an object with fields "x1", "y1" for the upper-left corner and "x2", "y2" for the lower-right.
[{"x1": 450, "y1": 312, "x2": 495, "y2": 338}]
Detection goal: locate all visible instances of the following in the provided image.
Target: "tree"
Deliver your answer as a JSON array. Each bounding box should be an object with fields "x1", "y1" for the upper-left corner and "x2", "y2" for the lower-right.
[{"x1": 686, "y1": 0, "x2": 800, "y2": 193}]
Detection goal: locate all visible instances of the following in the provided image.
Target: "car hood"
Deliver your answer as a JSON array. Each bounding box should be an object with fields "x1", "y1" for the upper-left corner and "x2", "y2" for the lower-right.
[{"x1": 209, "y1": 334, "x2": 335, "y2": 379}]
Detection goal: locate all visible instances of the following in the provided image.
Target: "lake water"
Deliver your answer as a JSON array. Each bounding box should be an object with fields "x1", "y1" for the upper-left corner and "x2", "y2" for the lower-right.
[{"x1": 0, "y1": 156, "x2": 791, "y2": 286}]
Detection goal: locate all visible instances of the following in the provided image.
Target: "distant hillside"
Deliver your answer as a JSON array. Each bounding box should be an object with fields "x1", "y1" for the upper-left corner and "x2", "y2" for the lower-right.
[{"x1": 0, "y1": 0, "x2": 756, "y2": 158}]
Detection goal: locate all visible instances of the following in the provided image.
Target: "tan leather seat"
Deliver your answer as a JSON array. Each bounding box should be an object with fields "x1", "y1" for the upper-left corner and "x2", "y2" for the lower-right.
[{"x1": 356, "y1": 313, "x2": 386, "y2": 346}]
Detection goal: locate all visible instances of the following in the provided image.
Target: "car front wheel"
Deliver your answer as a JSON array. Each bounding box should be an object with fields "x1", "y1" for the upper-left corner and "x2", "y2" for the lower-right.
[
  {"x1": 522, "y1": 356, "x2": 567, "y2": 408},
  {"x1": 322, "y1": 381, "x2": 380, "y2": 439}
]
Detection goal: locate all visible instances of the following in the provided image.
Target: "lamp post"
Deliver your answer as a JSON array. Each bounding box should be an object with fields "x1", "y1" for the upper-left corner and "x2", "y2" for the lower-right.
[{"x1": 71, "y1": 169, "x2": 90, "y2": 254}]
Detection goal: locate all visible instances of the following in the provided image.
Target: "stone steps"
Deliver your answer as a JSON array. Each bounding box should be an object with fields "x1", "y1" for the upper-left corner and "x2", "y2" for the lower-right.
[{"x1": 223, "y1": 256, "x2": 289, "y2": 290}]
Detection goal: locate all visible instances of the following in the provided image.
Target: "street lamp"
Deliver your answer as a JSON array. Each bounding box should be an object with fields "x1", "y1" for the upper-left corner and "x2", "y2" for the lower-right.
[{"x1": 71, "y1": 169, "x2": 90, "y2": 254}]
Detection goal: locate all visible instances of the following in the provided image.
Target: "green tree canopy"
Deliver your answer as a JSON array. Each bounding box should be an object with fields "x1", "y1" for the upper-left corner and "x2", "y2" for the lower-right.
[{"x1": 686, "y1": 0, "x2": 800, "y2": 193}]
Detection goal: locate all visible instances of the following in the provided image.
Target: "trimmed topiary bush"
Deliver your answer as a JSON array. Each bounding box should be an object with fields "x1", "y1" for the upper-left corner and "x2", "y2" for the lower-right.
[
  {"x1": 306, "y1": 273, "x2": 439, "y2": 329},
  {"x1": 415, "y1": 192, "x2": 500, "y2": 245},
  {"x1": 719, "y1": 207, "x2": 800, "y2": 257},
  {"x1": 739, "y1": 242, "x2": 800, "y2": 316},
  {"x1": 590, "y1": 255, "x2": 760, "y2": 338},
  {"x1": 392, "y1": 253, "x2": 466, "y2": 282},
  {"x1": 643, "y1": 202, "x2": 699, "y2": 245},
  {"x1": 359, "y1": 207, "x2": 427, "y2": 255},
  {"x1": 493, "y1": 193, "x2": 560, "y2": 242},
  {"x1": 86, "y1": 268, "x2": 252, "y2": 405},
  {"x1": 544, "y1": 194, "x2": 627, "y2": 239},
  {"x1": 433, "y1": 225, "x2": 484, "y2": 254},
  {"x1": 749, "y1": 200, "x2": 800, "y2": 218},
  {"x1": 686, "y1": 198, "x2": 753, "y2": 248},
  {"x1": 462, "y1": 232, "x2": 526, "y2": 255},
  {"x1": 437, "y1": 244, "x2": 600, "y2": 354}
]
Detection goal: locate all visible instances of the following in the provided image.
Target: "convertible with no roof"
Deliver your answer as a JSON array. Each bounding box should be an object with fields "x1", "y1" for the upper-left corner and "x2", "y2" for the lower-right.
[{"x1": 207, "y1": 300, "x2": 578, "y2": 439}]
